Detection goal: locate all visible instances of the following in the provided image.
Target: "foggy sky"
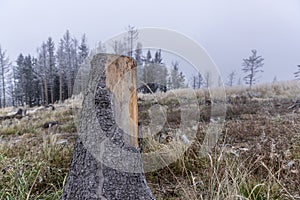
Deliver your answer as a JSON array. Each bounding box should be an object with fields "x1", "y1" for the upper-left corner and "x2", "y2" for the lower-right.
[{"x1": 1, "y1": 0, "x2": 300, "y2": 83}]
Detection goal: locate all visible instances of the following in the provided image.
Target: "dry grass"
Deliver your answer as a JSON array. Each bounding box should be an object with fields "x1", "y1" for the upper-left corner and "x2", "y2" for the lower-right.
[
  {"x1": 0, "y1": 102, "x2": 77, "y2": 199},
  {"x1": 0, "y1": 81, "x2": 299, "y2": 199},
  {"x1": 141, "y1": 81, "x2": 300, "y2": 199}
]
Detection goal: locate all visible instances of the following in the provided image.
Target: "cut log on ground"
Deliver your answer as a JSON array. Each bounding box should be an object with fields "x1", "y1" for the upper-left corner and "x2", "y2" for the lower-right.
[
  {"x1": 43, "y1": 121, "x2": 59, "y2": 128},
  {"x1": 0, "y1": 108, "x2": 26, "y2": 121}
]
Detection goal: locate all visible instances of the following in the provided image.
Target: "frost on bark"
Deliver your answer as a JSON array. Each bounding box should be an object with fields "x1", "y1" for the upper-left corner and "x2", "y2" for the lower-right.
[{"x1": 62, "y1": 54, "x2": 155, "y2": 200}]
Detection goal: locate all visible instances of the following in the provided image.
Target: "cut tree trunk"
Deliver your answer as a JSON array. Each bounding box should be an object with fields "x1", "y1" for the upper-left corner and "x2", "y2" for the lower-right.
[{"x1": 62, "y1": 54, "x2": 155, "y2": 200}]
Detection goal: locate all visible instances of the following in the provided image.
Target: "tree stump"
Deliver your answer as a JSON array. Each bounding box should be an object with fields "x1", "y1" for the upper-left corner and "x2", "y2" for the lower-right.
[{"x1": 62, "y1": 54, "x2": 155, "y2": 200}]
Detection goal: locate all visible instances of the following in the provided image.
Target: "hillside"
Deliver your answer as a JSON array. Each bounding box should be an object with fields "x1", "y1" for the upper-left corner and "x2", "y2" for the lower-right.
[{"x1": 0, "y1": 81, "x2": 299, "y2": 199}]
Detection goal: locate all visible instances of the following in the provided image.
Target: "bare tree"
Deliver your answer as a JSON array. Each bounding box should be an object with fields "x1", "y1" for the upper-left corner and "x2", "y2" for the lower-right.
[
  {"x1": 111, "y1": 40, "x2": 125, "y2": 55},
  {"x1": 72, "y1": 37, "x2": 79, "y2": 85},
  {"x1": 227, "y1": 70, "x2": 236, "y2": 87},
  {"x1": 110, "y1": 25, "x2": 138, "y2": 56},
  {"x1": 96, "y1": 41, "x2": 106, "y2": 53},
  {"x1": 46, "y1": 37, "x2": 56, "y2": 104},
  {"x1": 204, "y1": 71, "x2": 211, "y2": 88},
  {"x1": 0, "y1": 46, "x2": 10, "y2": 108},
  {"x1": 56, "y1": 39, "x2": 65, "y2": 103},
  {"x1": 11, "y1": 64, "x2": 17, "y2": 106},
  {"x1": 242, "y1": 49, "x2": 264, "y2": 88},
  {"x1": 191, "y1": 76, "x2": 196, "y2": 89},
  {"x1": 40, "y1": 43, "x2": 49, "y2": 105},
  {"x1": 126, "y1": 25, "x2": 138, "y2": 57}
]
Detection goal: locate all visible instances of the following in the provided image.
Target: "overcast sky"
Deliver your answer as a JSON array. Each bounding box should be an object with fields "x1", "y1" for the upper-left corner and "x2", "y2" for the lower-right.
[{"x1": 1, "y1": 0, "x2": 300, "y2": 83}]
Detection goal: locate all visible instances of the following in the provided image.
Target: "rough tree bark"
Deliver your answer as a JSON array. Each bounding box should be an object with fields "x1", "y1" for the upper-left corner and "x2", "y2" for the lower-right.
[{"x1": 62, "y1": 54, "x2": 155, "y2": 200}]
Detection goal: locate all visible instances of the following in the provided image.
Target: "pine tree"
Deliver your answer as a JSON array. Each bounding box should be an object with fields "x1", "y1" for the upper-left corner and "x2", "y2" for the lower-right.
[
  {"x1": 197, "y1": 73, "x2": 204, "y2": 88},
  {"x1": 242, "y1": 50, "x2": 264, "y2": 88},
  {"x1": 154, "y1": 49, "x2": 162, "y2": 64},
  {"x1": 142, "y1": 50, "x2": 153, "y2": 83},
  {"x1": 191, "y1": 73, "x2": 204, "y2": 89},
  {"x1": 134, "y1": 42, "x2": 143, "y2": 66},
  {"x1": 146, "y1": 50, "x2": 152, "y2": 63},
  {"x1": 16, "y1": 52, "x2": 42, "y2": 106},
  {"x1": 78, "y1": 34, "x2": 89, "y2": 65},
  {"x1": 141, "y1": 50, "x2": 168, "y2": 87},
  {"x1": 134, "y1": 42, "x2": 143, "y2": 85},
  {"x1": 178, "y1": 71, "x2": 185, "y2": 88},
  {"x1": 153, "y1": 49, "x2": 167, "y2": 86},
  {"x1": 18, "y1": 55, "x2": 38, "y2": 107},
  {"x1": 170, "y1": 61, "x2": 185, "y2": 89}
]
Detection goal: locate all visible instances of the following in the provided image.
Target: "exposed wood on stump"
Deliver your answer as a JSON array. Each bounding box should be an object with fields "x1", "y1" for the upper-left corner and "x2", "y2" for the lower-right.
[{"x1": 62, "y1": 54, "x2": 155, "y2": 200}]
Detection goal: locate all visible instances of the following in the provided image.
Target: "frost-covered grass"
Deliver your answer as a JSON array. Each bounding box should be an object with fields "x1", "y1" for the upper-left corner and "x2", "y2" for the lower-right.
[
  {"x1": 0, "y1": 103, "x2": 77, "y2": 199},
  {"x1": 0, "y1": 81, "x2": 299, "y2": 199},
  {"x1": 140, "y1": 81, "x2": 300, "y2": 199},
  {"x1": 0, "y1": 134, "x2": 74, "y2": 199}
]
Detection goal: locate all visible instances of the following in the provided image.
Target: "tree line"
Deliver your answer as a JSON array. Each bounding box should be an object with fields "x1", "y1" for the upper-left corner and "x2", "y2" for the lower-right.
[
  {"x1": 192, "y1": 49, "x2": 299, "y2": 89},
  {"x1": 0, "y1": 30, "x2": 89, "y2": 108},
  {"x1": 1, "y1": 27, "x2": 299, "y2": 108},
  {"x1": 0, "y1": 26, "x2": 188, "y2": 108},
  {"x1": 190, "y1": 49, "x2": 265, "y2": 89}
]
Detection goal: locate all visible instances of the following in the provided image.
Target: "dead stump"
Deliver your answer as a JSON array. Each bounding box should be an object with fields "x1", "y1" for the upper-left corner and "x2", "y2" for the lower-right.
[{"x1": 62, "y1": 54, "x2": 155, "y2": 200}]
